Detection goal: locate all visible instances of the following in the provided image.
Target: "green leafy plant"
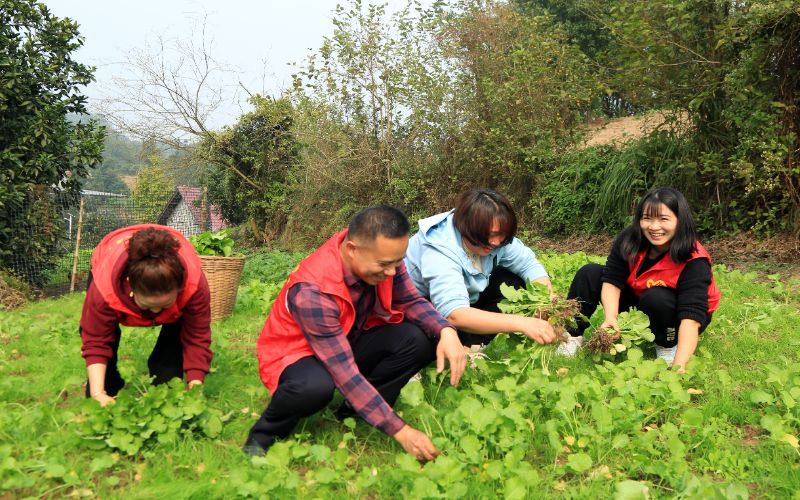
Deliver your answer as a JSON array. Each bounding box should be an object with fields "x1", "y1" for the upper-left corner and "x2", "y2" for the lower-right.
[
  {"x1": 236, "y1": 280, "x2": 283, "y2": 313},
  {"x1": 749, "y1": 358, "x2": 800, "y2": 456},
  {"x1": 189, "y1": 229, "x2": 235, "y2": 257},
  {"x1": 497, "y1": 281, "x2": 580, "y2": 339},
  {"x1": 75, "y1": 377, "x2": 228, "y2": 456},
  {"x1": 584, "y1": 308, "x2": 655, "y2": 358}
]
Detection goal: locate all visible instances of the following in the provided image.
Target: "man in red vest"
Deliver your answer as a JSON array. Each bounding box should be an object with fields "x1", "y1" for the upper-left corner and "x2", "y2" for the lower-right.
[{"x1": 244, "y1": 206, "x2": 466, "y2": 461}]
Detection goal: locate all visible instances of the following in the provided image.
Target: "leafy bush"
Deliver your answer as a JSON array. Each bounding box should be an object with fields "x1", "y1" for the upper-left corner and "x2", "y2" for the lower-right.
[{"x1": 239, "y1": 250, "x2": 305, "y2": 283}]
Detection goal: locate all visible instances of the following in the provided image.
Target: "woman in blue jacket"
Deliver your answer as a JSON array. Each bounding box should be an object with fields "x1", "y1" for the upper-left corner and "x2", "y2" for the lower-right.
[{"x1": 405, "y1": 188, "x2": 557, "y2": 347}]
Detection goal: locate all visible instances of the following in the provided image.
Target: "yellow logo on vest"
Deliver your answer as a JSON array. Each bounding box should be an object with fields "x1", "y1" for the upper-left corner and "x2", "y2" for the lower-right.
[{"x1": 646, "y1": 279, "x2": 667, "y2": 288}]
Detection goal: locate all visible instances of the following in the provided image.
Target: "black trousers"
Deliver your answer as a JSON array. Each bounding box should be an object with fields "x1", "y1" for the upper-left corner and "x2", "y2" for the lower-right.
[
  {"x1": 457, "y1": 266, "x2": 526, "y2": 347},
  {"x1": 246, "y1": 322, "x2": 435, "y2": 446},
  {"x1": 82, "y1": 321, "x2": 184, "y2": 397},
  {"x1": 566, "y1": 263, "x2": 709, "y2": 348}
]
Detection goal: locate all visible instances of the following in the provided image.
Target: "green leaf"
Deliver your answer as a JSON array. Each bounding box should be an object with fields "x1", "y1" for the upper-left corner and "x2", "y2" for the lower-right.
[
  {"x1": 90, "y1": 454, "x2": 116, "y2": 473},
  {"x1": 614, "y1": 480, "x2": 649, "y2": 499},
  {"x1": 460, "y1": 435, "x2": 482, "y2": 456},
  {"x1": 626, "y1": 348, "x2": 644, "y2": 362},
  {"x1": 500, "y1": 282, "x2": 523, "y2": 302},
  {"x1": 760, "y1": 414, "x2": 785, "y2": 437},
  {"x1": 750, "y1": 390, "x2": 773, "y2": 404},
  {"x1": 395, "y1": 453, "x2": 420, "y2": 472},
  {"x1": 566, "y1": 452, "x2": 593, "y2": 473},
  {"x1": 202, "y1": 414, "x2": 223, "y2": 438},
  {"x1": 44, "y1": 463, "x2": 66, "y2": 478},
  {"x1": 682, "y1": 408, "x2": 704, "y2": 427},
  {"x1": 612, "y1": 434, "x2": 630, "y2": 449},
  {"x1": 401, "y1": 380, "x2": 425, "y2": 407},
  {"x1": 308, "y1": 445, "x2": 331, "y2": 463},
  {"x1": 314, "y1": 467, "x2": 338, "y2": 484}
]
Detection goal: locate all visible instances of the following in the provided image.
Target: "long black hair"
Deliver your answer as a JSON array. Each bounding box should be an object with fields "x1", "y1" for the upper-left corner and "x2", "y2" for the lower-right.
[{"x1": 618, "y1": 187, "x2": 698, "y2": 264}]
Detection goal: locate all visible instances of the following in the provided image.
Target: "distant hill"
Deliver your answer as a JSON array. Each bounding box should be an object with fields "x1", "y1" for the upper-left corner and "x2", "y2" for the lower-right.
[{"x1": 73, "y1": 115, "x2": 206, "y2": 194}]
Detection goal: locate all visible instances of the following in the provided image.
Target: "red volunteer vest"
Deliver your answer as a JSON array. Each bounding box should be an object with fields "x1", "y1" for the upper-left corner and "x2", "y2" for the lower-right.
[
  {"x1": 626, "y1": 241, "x2": 721, "y2": 313},
  {"x1": 257, "y1": 230, "x2": 404, "y2": 393},
  {"x1": 90, "y1": 224, "x2": 203, "y2": 326}
]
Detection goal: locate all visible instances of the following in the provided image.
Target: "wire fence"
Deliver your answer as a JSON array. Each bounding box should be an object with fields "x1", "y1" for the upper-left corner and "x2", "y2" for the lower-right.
[{"x1": 2, "y1": 186, "x2": 225, "y2": 297}]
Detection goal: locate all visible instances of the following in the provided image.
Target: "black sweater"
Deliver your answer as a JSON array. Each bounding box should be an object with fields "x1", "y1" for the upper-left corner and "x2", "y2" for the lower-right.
[{"x1": 601, "y1": 238, "x2": 712, "y2": 325}]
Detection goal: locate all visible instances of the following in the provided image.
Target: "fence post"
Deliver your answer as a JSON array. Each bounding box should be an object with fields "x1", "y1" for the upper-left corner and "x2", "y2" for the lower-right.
[
  {"x1": 200, "y1": 186, "x2": 209, "y2": 232},
  {"x1": 69, "y1": 197, "x2": 85, "y2": 293}
]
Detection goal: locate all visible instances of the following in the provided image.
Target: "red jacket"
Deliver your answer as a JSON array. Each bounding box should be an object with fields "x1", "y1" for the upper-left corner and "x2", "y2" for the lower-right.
[
  {"x1": 257, "y1": 230, "x2": 404, "y2": 393},
  {"x1": 80, "y1": 224, "x2": 212, "y2": 382},
  {"x1": 627, "y1": 242, "x2": 721, "y2": 313}
]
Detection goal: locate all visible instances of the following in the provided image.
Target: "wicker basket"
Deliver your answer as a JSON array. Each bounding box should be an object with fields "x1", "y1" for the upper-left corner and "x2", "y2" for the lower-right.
[{"x1": 199, "y1": 255, "x2": 246, "y2": 321}]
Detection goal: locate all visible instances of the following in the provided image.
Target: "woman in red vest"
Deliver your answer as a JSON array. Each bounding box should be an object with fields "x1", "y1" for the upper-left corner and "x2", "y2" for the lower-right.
[
  {"x1": 80, "y1": 225, "x2": 213, "y2": 406},
  {"x1": 559, "y1": 187, "x2": 721, "y2": 372}
]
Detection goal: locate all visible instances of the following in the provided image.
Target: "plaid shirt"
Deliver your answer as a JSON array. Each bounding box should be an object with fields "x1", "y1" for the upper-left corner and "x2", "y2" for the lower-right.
[{"x1": 287, "y1": 261, "x2": 450, "y2": 435}]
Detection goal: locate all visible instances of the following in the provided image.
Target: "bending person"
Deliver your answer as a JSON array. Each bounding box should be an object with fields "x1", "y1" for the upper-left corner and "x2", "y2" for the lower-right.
[
  {"x1": 404, "y1": 187, "x2": 557, "y2": 348},
  {"x1": 560, "y1": 187, "x2": 721, "y2": 372},
  {"x1": 80, "y1": 225, "x2": 213, "y2": 406},
  {"x1": 244, "y1": 206, "x2": 465, "y2": 461}
]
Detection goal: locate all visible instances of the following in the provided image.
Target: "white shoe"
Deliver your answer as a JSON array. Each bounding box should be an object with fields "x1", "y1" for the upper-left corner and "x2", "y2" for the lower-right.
[
  {"x1": 655, "y1": 345, "x2": 677, "y2": 365},
  {"x1": 556, "y1": 335, "x2": 584, "y2": 357}
]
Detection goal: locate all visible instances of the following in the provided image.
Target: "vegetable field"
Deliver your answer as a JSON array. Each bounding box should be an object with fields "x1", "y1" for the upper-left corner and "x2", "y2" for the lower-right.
[{"x1": 1, "y1": 251, "x2": 798, "y2": 498}]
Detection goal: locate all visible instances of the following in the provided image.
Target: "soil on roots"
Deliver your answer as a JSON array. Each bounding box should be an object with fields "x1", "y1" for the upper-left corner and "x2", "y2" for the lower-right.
[{"x1": 585, "y1": 328, "x2": 620, "y2": 354}]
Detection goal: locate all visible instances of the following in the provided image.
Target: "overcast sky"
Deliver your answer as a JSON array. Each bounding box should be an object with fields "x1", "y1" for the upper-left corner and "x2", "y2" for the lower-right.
[{"x1": 43, "y1": 0, "x2": 423, "y2": 129}]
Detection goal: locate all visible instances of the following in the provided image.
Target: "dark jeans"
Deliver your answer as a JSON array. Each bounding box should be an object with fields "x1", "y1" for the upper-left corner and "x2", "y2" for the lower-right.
[
  {"x1": 81, "y1": 321, "x2": 185, "y2": 397},
  {"x1": 566, "y1": 263, "x2": 709, "y2": 348},
  {"x1": 246, "y1": 322, "x2": 435, "y2": 447},
  {"x1": 457, "y1": 266, "x2": 526, "y2": 347}
]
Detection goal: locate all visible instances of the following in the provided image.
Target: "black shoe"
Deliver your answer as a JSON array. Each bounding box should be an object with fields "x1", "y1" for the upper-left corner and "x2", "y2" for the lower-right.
[{"x1": 242, "y1": 434, "x2": 275, "y2": 457}]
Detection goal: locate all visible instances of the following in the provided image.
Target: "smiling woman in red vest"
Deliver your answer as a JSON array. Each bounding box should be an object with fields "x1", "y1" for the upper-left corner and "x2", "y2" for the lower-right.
[
  {"x1": 559, "y1": 187, "x2": 721, "y2": 372},
  {"x1": 80, "y1": 225, "x2": 213, "y2": 407}
]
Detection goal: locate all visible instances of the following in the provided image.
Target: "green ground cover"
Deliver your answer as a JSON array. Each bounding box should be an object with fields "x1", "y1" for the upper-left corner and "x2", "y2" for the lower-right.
[{"x1": 0, "y1": 250, "x2": 798, "y2": 498}]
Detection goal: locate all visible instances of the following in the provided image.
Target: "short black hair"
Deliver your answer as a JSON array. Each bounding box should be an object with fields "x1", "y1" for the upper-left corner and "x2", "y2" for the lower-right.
[
  {"x1": 453, "y1": 188, "x2": 517, "y2": 248},
  {"x1": 619, "y1": 187, "x2": 698, "y2": 263},
  {"x1": 347, "y1": 205, "x2": 410, "y2": 242}
]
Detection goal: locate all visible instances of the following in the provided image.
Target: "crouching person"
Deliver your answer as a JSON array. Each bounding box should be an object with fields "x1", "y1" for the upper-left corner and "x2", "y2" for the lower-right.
[
  {"x1": 80, "y1": 225, "x2": 213, "y2": 406},
  {"x1": 243, "y1": 206, "x2": 466, "y2": 461}
]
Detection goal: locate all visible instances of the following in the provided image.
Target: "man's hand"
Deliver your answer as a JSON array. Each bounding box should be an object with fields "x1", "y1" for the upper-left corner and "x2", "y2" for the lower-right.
[
  {"x1": 394, "y1": 425, "x2": 439, "y2": 461},
  {"x1": 187, "y1": 380, "x2": 203, "y2": 390},
  {"x1": 436, "y1": 327, "x2": 467, "y2": 386},
  {"x1": 517, "y1": 317, "x2": 557, "y2": 344}
]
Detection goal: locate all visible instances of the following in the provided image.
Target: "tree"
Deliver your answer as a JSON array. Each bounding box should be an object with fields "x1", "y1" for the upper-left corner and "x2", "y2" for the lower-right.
[
  {"x1": 82, "y1": 171, "x2": 130, "y2": 194},
  {"x1": 204, "y1": 96, "x2": 300, "y2": 241},
  {"x1": 0, "y1": 0, "x2": 104, "y2": 280},
  {"x1": 437, "y1": 1, "x2": 595, "y2": 205},
  {"x1": 130, "y1": 152, "x2": 174, "y2": 224}
]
